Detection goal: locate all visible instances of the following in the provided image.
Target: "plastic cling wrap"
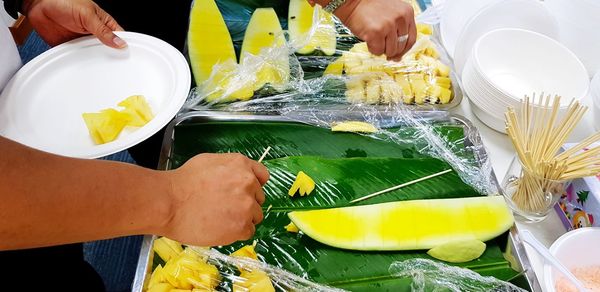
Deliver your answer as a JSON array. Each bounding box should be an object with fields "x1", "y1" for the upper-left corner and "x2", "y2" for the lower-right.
[
  {"x1": 185, "y1": 0, "x2": 460, "y2": 109},
  {"x1": 389, "y1": 259, "x2": 526, "y2": 292},
  {"x1": 144, "y1": 239, "x2": 524, "y2": 292}
]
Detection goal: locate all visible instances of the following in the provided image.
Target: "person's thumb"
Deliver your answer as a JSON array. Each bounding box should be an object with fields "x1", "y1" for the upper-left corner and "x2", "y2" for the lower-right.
[{"x1": 83, "y1": 5, "x2": 127, "y2": 49}]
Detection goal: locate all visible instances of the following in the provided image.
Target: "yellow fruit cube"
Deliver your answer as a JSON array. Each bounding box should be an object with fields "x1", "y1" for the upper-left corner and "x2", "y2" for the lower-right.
[
  {"x1": 365, "y1": 79, "x2": 381, "y2": 104},
  {"x1": 146, "y1": 282, "x2": 174, "y2": 292},
  {"x1": 435, "y1": 61, "x2": 451, "y2": 77},
  {"x1": 233, "y1": 270, "x2": 275, "y2": 292},
  {"x1": 153, "y1": 237, "x2": 183, "y2": 262},
  {"x1": 324, "y1": 58, "x2": 345, "y2": 76},
  {"x1": 417, "y1": 23, "x2": 433, "y2": 35},
  {"x1": 148, "y1": 265, "x2": 167, "y2": 290},
  {"x1": 409, "y1": 75, "x2": 429, "y2": 105},
  {"x1": 118, "y1": 95, "x2": 153, "y2": 127},
  {"x1": 285, "y1": 222, "x2": 300, "y2": 233},
  {"x1": 82, "y1": 109, "x2": 131, "y2": 145},
  {"x1": 288, "y1": 171, "x2": 316, "y2": 197},
  {"x1": 231, "y1": 245, "x2": 258, "y2": 260}
]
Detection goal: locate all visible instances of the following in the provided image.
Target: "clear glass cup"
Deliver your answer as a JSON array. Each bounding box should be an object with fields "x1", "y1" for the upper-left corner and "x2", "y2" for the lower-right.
[{"x1": 501, "y1": 157, "x2": 569, "y2": 222}]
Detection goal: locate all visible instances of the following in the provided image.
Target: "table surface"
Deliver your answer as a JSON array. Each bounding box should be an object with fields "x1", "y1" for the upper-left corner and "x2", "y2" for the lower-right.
[{"x1": 451, "y1": 94, "x2": 598, "y2": 292}]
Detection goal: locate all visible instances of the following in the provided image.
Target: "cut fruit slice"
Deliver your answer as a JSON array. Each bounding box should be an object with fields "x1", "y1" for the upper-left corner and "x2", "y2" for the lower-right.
[
  {"x1": 240, "y1": 8, "x2": 289, "y2": 90},
  {"x1": 230, "y1": 245, "x2": 275, "y2": 292},
  {"x1": 288, "y1": 196, "x2": 514, "y2": 251},
  {"x1": 288, "y1": 0, "x2": 336, "y2": 55},
  {"x1": 202, "y1": 59, "x2": 255, "y2": 103},
  {"x1": 427, "y1": 239, "x2": 486, "y2": 263},
  {"x1": 82, "y1": 109, "x2": 131, "y2": 145},
  {"x1": 331, "y1": 121, "x2": 378, "y2": 133},
  {"x1": 288, "y1": 171, "x2": 316, "y2": 197},
  {"x1": 285, "y1": 222, "x2": 300, "y2": 233},
  {"x1": 118, "y1": 95, "x2": 153, "y2": 127},
  {"x1": 153, "y1": 237, "x2": 183, "y2": 262},
  {"x1": 188, "y1": 0, "x2": 236, "y2": 85}
]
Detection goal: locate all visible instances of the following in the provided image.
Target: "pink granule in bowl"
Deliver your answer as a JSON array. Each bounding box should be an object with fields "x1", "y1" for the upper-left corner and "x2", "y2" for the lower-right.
[{"x1": 555, "y1": 266, "x2": 600, "y2": 292}]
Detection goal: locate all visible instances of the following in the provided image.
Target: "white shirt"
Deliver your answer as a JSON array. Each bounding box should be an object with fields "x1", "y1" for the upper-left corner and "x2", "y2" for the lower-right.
[{"x1": 0, "y1": 21, "x2": 22, "y2": 92}]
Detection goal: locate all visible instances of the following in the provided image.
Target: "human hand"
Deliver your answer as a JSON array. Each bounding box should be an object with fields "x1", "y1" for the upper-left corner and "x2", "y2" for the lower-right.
[
  {"x1": 22, "y1": 0, "x2": 126, "y2": 48},
  {"x1": 335, "y1": 0, "x2": 417, "y2": 60},
  {"x1": 163, "y1": 153, "x2": 269, "y2": 246}
]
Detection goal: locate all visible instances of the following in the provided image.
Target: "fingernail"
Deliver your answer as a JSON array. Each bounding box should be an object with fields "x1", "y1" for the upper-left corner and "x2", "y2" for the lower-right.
[{"x1": 113, "y1": 36, "x2": 127, "y2": 48}]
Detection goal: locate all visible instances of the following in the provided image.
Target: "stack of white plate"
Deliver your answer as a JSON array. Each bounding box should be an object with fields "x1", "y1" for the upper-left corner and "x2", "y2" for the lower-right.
[
  {"x1": 462, "y1": 29, "x2": 589, "y2": 133},
  {"x1": 591, "y1": 72, "x2": 600, "y2": 131},
  {"x1": 545, "y1": 0, "x2": 600, "y2": 77},
  {"x1": 452, "y1": 0, "x2": 558, "y2": 78}
]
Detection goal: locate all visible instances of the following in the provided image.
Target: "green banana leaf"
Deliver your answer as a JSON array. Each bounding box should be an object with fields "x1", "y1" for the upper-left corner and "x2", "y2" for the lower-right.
[
  {"x1": 170, "y1": 121, "x2": 467, "y2": 168},
  {"x1": 165, "y1": 121, "x2": 526, "y2": 291}
]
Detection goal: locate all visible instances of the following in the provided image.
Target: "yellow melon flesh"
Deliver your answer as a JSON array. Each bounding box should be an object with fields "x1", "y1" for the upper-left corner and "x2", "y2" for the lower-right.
[
  {"x1": 288, "y1": 196, "x2": 514, "y2": 251},
  {"x1": 288, "y1": 0, "x2": 336, "y2": 55},
  {"x1": 188, "y1": 0, "x2": 236, "y2": 85},
  {"x1": 240, "y1": 8, "x2": 289, "y2": 91},
  {"x1": 230, "y1": 245, "x2": 275, "y2": 292}
]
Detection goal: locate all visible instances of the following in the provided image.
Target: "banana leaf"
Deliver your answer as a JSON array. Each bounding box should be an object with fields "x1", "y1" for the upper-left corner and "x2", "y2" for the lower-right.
[
  {"x1": 170, "y1": 121, "x2": 468, "y2": 168},
  {"x1": 166, "y1": 121, "x2": 526, "y2": 291}
]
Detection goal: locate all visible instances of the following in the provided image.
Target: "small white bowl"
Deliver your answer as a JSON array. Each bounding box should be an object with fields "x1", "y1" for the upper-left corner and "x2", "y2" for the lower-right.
[
  {"x1": 543, "y1": 228, "x2": 600, "y2": 292},
  {"x1": 473, "y1": 29, "x2": 589, "y2": 107},
  {"x1": 453, "y1": 0, "x2": 558, "y2": 77}
]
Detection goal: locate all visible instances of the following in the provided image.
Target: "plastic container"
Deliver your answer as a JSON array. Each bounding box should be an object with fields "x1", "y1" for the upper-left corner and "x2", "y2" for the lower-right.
[{"x1": 543, "y1": 227, "x2": 600, "y2": 292}]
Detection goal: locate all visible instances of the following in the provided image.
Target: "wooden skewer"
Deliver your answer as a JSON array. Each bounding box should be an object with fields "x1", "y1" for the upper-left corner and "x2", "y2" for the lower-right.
[
  {"x1": 258, "y1": 146, "x2": 272, "y2": 163},
  {"x1": 349, "y1": 169, "x2": 453, "y2": 204}
]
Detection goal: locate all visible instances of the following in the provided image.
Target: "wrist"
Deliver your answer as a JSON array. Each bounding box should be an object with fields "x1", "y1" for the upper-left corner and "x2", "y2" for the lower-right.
[
  {"x1": 144, "y1": 170, "x2": 177, "y2": 236},
  {"x1": 331, "y1": 0, "x2": 359, "y2": 23}
]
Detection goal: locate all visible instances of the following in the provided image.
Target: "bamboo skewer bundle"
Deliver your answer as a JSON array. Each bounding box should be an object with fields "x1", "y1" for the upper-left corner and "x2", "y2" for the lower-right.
[{"x1": 505, "y1": 94, "x2": 600, "y2": 213}]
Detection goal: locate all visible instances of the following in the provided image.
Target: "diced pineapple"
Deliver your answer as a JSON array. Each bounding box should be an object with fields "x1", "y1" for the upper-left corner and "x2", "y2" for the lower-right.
[
  {"x1": 409, "y1": 75, "x2": 429, "y2": 105},
  {"x1": 435, "y1": 61, "x2": 451, "y2": 77},
  {"x1": 349, "y1": 42, "x2": 369, "y2": 53},
  {"x1": 117, "y1": 95, "x2": 153, "y2": 127},
  {"x1": 231, "y1": 245, "x2": 258, "y2": 260},
  {"x1": 234, "y1": 270, "x2": 275, "y2": 292},
  {"x1": 146, "y1": 282, "x2": 174, "y2": 292},
  {"x1": 285, "y1": 222, "x2": 300, "y2": 233},
  {"x1": 153, "y1": 237, "x2": 183, "y2": 262},
  {"x1": 230, "y1": 246, "x2": 275, "y2": 292},
  {"x1": 365, "y1": 79, "x2": 381, "y2": 104},
  {"x1": 324, "y1": 58, "x2": 345, "y2": 75},
  {"x1": 148, "y1": 265, "x2": 167, "y2": 290},
  {"x1": 161, "y1": 249, "x2": 220, "y2": 290},
  {"x1": 417, "y1": 23, "x2": 433, "y2": 35},
  {"x1": 288, "y1": 171, "x2": 316, "y2": 197},
  {"x1": 82, "y1": 109, "x2": 131, "y2": 145}
]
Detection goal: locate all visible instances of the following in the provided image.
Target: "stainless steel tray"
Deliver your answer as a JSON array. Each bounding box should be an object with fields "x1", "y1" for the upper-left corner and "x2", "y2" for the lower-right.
[{"x1": 132, "y1": 111, "x2": 541, "y2": 292}]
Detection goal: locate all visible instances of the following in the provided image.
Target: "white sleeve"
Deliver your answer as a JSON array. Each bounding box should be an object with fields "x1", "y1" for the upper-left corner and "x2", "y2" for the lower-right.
[{"x1": 0, "y1": 23, "x2": 22, "y2": 92}]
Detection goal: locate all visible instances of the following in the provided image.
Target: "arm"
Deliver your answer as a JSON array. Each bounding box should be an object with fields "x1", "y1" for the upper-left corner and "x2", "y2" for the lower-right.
[
  {"x1": 311, "y1": 0, "x2": 417, "y2": 60},
  {"x1": 0, "y1": 136, "x2": 268, "y2": 250}
]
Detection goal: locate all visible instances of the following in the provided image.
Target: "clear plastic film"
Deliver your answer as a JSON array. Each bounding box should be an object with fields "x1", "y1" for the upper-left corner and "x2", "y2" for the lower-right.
[
  {"x1": 144, "y1": 238, "x2": 524, "y2": 291},
  {"x1": 185, "y1": 0, "x2": 460, "y2": 110},
  {"x1": 389, "y1": 259, "x2": 526, "y2": 292}
]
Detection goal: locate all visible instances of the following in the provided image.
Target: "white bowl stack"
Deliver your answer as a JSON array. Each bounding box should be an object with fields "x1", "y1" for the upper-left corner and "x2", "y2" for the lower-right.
[
  {"x1": 545, "y1": 0, "x2": 600, "y2": 77},
  {"x1": 462, "y1": 29, "x2": 589, "y2": 133}
]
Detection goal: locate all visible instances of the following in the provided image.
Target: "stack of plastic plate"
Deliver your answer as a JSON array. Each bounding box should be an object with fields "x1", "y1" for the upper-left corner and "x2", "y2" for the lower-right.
[
  {"x1": 462, "y1": 28, "x2": 589, "y2": 133},
  {"x1": 453, "y1": 0, "x2": 558, "y2": 78},
  {"x1": 545, "y1": 0, "x2": 600, "y2": 77}
]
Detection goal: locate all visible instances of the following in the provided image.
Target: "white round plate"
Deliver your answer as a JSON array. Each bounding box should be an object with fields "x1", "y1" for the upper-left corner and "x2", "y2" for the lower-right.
[
  {"x1": 439, "y1": 0, "x2": 499, "y2": 58},
  {"x1": 453, "y1": 0, "x2": 558, "y2": 77},
  {"x1": 0, "y1": 32, "x2": 190, "y2": 159}
]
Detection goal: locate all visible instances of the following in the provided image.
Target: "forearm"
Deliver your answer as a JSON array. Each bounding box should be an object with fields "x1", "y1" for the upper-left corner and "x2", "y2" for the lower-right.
[{"x1": 0, "y1": 137, "x2": 172, "y2": 250}]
